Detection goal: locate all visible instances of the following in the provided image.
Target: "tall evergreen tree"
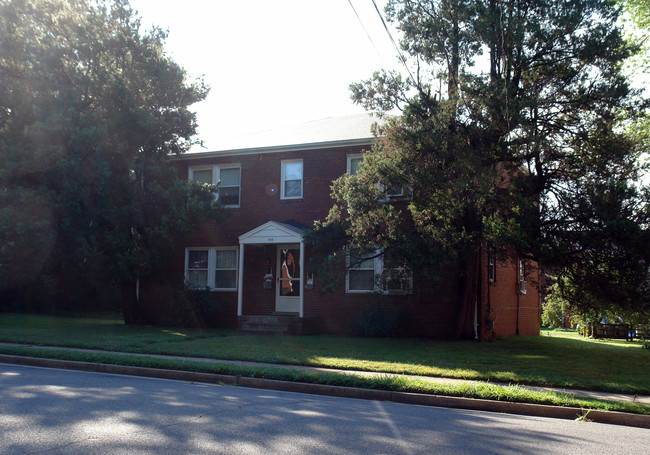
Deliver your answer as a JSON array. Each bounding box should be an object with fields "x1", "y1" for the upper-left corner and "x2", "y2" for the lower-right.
[
  {"x1": 0, "y1": 0, "x2": 221, "y2": 322},
  {"x1": 620, "y1": 0, "x2": 650, "y2": 154},
  {"x1": 309, "y1": 0, "x2": 650, "y2": 330}
]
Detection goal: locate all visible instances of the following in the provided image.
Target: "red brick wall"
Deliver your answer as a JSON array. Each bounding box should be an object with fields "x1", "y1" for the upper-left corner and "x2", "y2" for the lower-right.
[
  {"x1": 175, "y1": 144, "x2": 364, "y2": 243},
  {"x1": 302, "y1": 260, "x2": 460, "y2": 337},
  {"x1": 142, "y1": 144, "x2": 540, "y2": 338},
  {"x1": 479, "y1": 248, "x2": 541, "y2": 339}
]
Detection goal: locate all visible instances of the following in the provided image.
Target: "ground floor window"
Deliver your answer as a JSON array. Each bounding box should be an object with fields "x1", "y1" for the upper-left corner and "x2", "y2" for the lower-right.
[
  {"x1": 488, "y1": 247, "x2": 496, "y2": 282},
  {"x1": 518, "y1": 258, "x2": 527, "y2": 294},
  {"x1": 185, "y1": 247, "x2": 238, "y2": 291},
  {"x1": 346, "y1": 248, "x2": 412, "y2": 294},
  {"x1": 347, "y1": 249, "x2": 376, "y2": 292}
]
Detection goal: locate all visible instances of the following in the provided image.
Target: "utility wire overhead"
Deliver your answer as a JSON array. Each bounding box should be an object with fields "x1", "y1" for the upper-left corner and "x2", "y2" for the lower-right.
[
  {"x1": 370, "y1": 0, "x2": 415, "y2": 83},
  {"x1": 346, "y1": 0, "x2": 384, "y2": 61}
]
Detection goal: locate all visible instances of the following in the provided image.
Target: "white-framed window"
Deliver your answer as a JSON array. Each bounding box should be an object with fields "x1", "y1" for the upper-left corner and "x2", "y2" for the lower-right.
[
  {"x1": 347, "y1": 248, "x2": 378, "y2": 292},
  {"x1": 488, "y1": 247, "x2": 496, "y2": 282},
  {"x1": 381, "y1": 250, "x2": 411, "y2": 293},
  {"x1": 281, "y1": 159, "x2": 303, "y2": 199},
  {"x1": 518, "y1": 258, "x2": 527, "y2": 294},
  {"x1": 348, "y1": 154, "x2": 405, "y2": 199},
  {"x1": 217, "y1": 167, "x2": 241, "y2": 206},
  {"x1": 186, "y1": 249, "x2": 209, "y2": 289},
  {"x1": 382, "y1": 183, "x2": 404, "y2": 198},
  {"x1": 347, "y1": 154, "x2": 363, "y2": 176},
  {"x1": 214, "y1": 248, "x2": 238, "y2": 290},
  {"x1": 189, "y1": 167, "x2": 213, "y2": 185},
  {"x1": 188, "y1": 165, "x2": 241, "y2": 207},
  {"x1": 185, "y1": 247, "x2": 238, "y2": 291},
  {"x1": 346, "y1": 247, "x2": 412, "y2": 294}
]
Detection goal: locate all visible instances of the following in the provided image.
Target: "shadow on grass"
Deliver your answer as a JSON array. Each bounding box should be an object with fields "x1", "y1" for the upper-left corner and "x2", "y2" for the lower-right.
[{"x1": 1, "y1": 313, "x2": 648, "y2": 394}]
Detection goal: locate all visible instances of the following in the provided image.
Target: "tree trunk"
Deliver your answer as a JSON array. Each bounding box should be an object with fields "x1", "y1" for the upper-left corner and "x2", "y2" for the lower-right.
[
  {"x1": 119, "y1": 280, "x2": 139, "y2": 325},
  {"x1": 455, "y1": 250, "x2": 479, "y2": 339}
]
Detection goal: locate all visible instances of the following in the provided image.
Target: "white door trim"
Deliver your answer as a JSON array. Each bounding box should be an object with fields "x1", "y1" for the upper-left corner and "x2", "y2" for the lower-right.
[{"x1": 276, "y1": 244, "x2": 301, "y2": 313}]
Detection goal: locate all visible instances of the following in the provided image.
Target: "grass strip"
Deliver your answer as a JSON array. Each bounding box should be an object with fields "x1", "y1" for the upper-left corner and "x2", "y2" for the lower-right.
[
  {"x1": 2, "y1": 314, "x2": 648, "y2": 395},
  {"x1": 1, "y1": 344, "x2": 648, "y2": 416}
]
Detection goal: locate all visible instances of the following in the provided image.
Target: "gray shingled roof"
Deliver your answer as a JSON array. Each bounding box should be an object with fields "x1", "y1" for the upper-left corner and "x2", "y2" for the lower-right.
[{"x1": 188, "y1": 113, "x2": 383, "y2": 155}]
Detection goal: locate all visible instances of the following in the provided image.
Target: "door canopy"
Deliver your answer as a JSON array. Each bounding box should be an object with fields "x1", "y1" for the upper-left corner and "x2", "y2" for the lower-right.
[{"x1": 238, "y1": 221, "x2": 304, "y2": 245}]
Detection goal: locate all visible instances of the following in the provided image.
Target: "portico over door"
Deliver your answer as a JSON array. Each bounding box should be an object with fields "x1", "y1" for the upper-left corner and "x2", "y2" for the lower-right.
[
  {"x1": 276, "y1": 245, "x2": 300, "y2": 313},
  {"x1": 238, "y1": 221, "x2": 305, "y2": 317}
]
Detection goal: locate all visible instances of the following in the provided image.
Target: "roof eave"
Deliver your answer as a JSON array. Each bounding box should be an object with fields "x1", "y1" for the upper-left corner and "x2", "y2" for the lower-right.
[{"x1": 170, "y1": 137, "x2": 376, "y2": 161}]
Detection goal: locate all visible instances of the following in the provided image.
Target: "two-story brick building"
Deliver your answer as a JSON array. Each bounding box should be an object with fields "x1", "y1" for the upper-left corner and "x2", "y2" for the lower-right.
[{"x1": 157, "y1": 114, "x2": 540, "y2": 339}]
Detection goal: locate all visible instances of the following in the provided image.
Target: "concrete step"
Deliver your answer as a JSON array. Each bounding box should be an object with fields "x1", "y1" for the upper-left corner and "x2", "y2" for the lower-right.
[
  {"x1": 239, "y1": 322, "x2": 289, "y2": 331},
  {"x1": 241, "y1": 315, "x2": 298, "y2": 324},
  {"x1": 237, "y1": 314, "x2": 300, "y2": 335}
]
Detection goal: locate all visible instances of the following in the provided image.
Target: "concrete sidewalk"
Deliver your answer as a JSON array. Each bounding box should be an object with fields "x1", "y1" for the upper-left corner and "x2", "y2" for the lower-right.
[
  {"x1": 1, "y1": 341, "x2": 648, "y2": 406},
  {"x1": 105, "y1": 350, "x2": 650, "y2": 405}
]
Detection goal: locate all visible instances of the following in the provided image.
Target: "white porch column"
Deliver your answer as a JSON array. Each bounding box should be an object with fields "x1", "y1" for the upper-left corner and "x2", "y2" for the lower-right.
[
  {"x1": 299, "y1": 240, "x2": 304, "y2": 318},
  {"x1": 238, "y1": 244, "x2": 244, "y2": 317}
]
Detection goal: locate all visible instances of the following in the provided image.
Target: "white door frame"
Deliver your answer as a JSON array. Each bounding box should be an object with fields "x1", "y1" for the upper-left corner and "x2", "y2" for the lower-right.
[
  {"x1": 238, "y1": 221, "x2": 305, "y2": 317},
  {"x1": 275, "y1": 244, "x2": 301, "y2": 313}
]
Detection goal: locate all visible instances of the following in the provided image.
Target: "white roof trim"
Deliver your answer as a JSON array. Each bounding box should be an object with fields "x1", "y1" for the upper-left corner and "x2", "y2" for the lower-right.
[
  {"x1": 239, "y1": 221, "x2": 305, "y2": 245},
  {"x1": 172, "y1": 137, "x2": 374, "y2": 161}
]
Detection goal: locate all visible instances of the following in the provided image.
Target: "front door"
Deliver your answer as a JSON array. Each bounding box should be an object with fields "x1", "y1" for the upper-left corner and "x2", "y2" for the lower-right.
[{"x1": 276, "y1": 245, "x2": 300, "y2": 313}]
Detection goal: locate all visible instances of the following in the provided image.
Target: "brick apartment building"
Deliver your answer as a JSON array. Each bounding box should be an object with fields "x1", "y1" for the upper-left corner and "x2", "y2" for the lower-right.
[{"x1": 155, "y1": 114, "x2": 540, "y2": 339}]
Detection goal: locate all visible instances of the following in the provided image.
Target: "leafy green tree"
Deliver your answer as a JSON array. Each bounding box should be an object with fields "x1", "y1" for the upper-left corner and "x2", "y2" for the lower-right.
[
  {"x1": 544, "y1": 272, "x2": 650, "y2": 331},
  {"x1": 620, "y1": 0, "x2": 650, "y2": 173},
  {"x1": 541, "y1": 280, "x2": 571, "y2": 328},
  {"x1": 624, "y1": 0, "x2": 650, "y2": 25},
  {"x1": 0, "y1": 0, "x2": 220, "y2": 322},
  {"x1": 309, "y1": 0, "x2": 650, "y2": 333},
  {"x1": 621, "y1": 0, "x2": 650, "y2": 55}
]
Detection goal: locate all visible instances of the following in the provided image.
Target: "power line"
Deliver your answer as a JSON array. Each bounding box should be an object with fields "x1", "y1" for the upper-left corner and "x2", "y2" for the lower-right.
[
  {"x1": 346, "y1": 0, "x2": 384, "y2": 60},
  {"x1": 369, "y1": 0, "x2": 415, "y2": 83}
]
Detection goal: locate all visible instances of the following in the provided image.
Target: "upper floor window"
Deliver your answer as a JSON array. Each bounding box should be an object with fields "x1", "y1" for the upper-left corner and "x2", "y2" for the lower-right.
[
  {"x1": 189, "y1": 165, "x2": 241, "y2": 208},
  {"x1": 348, "y1": 154, "x2": 405, "y2": 199},
  {"x1": 281, "y1": 159, "x2": 303, "y2": 199},
  {"x1": 218, "y1": 167, "x2": 241, "y2": 206},
  {"x1": 347, "y1": 155, "x2": 363, "y2": 176},
  {"x1": 190, "y1": 168, "x2": 213, "y2": 185}
]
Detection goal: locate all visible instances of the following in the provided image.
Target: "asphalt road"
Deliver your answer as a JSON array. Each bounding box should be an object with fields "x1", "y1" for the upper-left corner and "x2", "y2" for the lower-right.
[{"x1": 1, "y1": 363, "x2": 648, "y2": 455}]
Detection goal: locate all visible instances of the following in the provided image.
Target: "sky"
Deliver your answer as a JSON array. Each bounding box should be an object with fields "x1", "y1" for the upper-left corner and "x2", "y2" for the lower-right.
[
  {"x1": 129, "y1": 0, "x2": 400, "y2": 151},
  {"x1": 129, "y1": 1, "x2": 649, "y2": 152}
]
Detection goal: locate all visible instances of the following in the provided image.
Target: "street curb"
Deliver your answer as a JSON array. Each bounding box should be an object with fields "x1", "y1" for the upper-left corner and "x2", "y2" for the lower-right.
[{"x1": 1, "y1": 354, "x2": 649, "y2": 429}]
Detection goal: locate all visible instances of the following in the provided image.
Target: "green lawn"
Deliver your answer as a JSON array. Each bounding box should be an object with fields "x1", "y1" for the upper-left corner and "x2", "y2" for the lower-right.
[{"x1": 1, "y1": 313, "x2": 648, "y2": 395}]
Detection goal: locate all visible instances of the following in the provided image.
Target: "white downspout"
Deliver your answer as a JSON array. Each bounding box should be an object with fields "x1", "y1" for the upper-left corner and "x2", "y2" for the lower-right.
[
  {"x1": 474, "y1": 298, "x2": 478, "y2": 340},
  {"x1": 299, "y1": 240, "x2": 304, "y2": 318},
  {"x1": 238, "y1": 244, "x2": 244, "y2": 317}
]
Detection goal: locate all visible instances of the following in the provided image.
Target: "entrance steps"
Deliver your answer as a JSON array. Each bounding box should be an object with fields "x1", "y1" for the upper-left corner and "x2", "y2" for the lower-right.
[{"x1": 237, "y1": 314, "x2": 300, "y2": 335}]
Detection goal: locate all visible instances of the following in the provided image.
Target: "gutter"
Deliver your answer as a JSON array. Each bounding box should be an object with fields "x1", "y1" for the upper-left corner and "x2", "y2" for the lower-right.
[
  {"x1": 1, "y1": 354, "x2": 648, "y2": 429},
  {"x1": 169, "y1": 137, "x2": 376, "y2": 161}
]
